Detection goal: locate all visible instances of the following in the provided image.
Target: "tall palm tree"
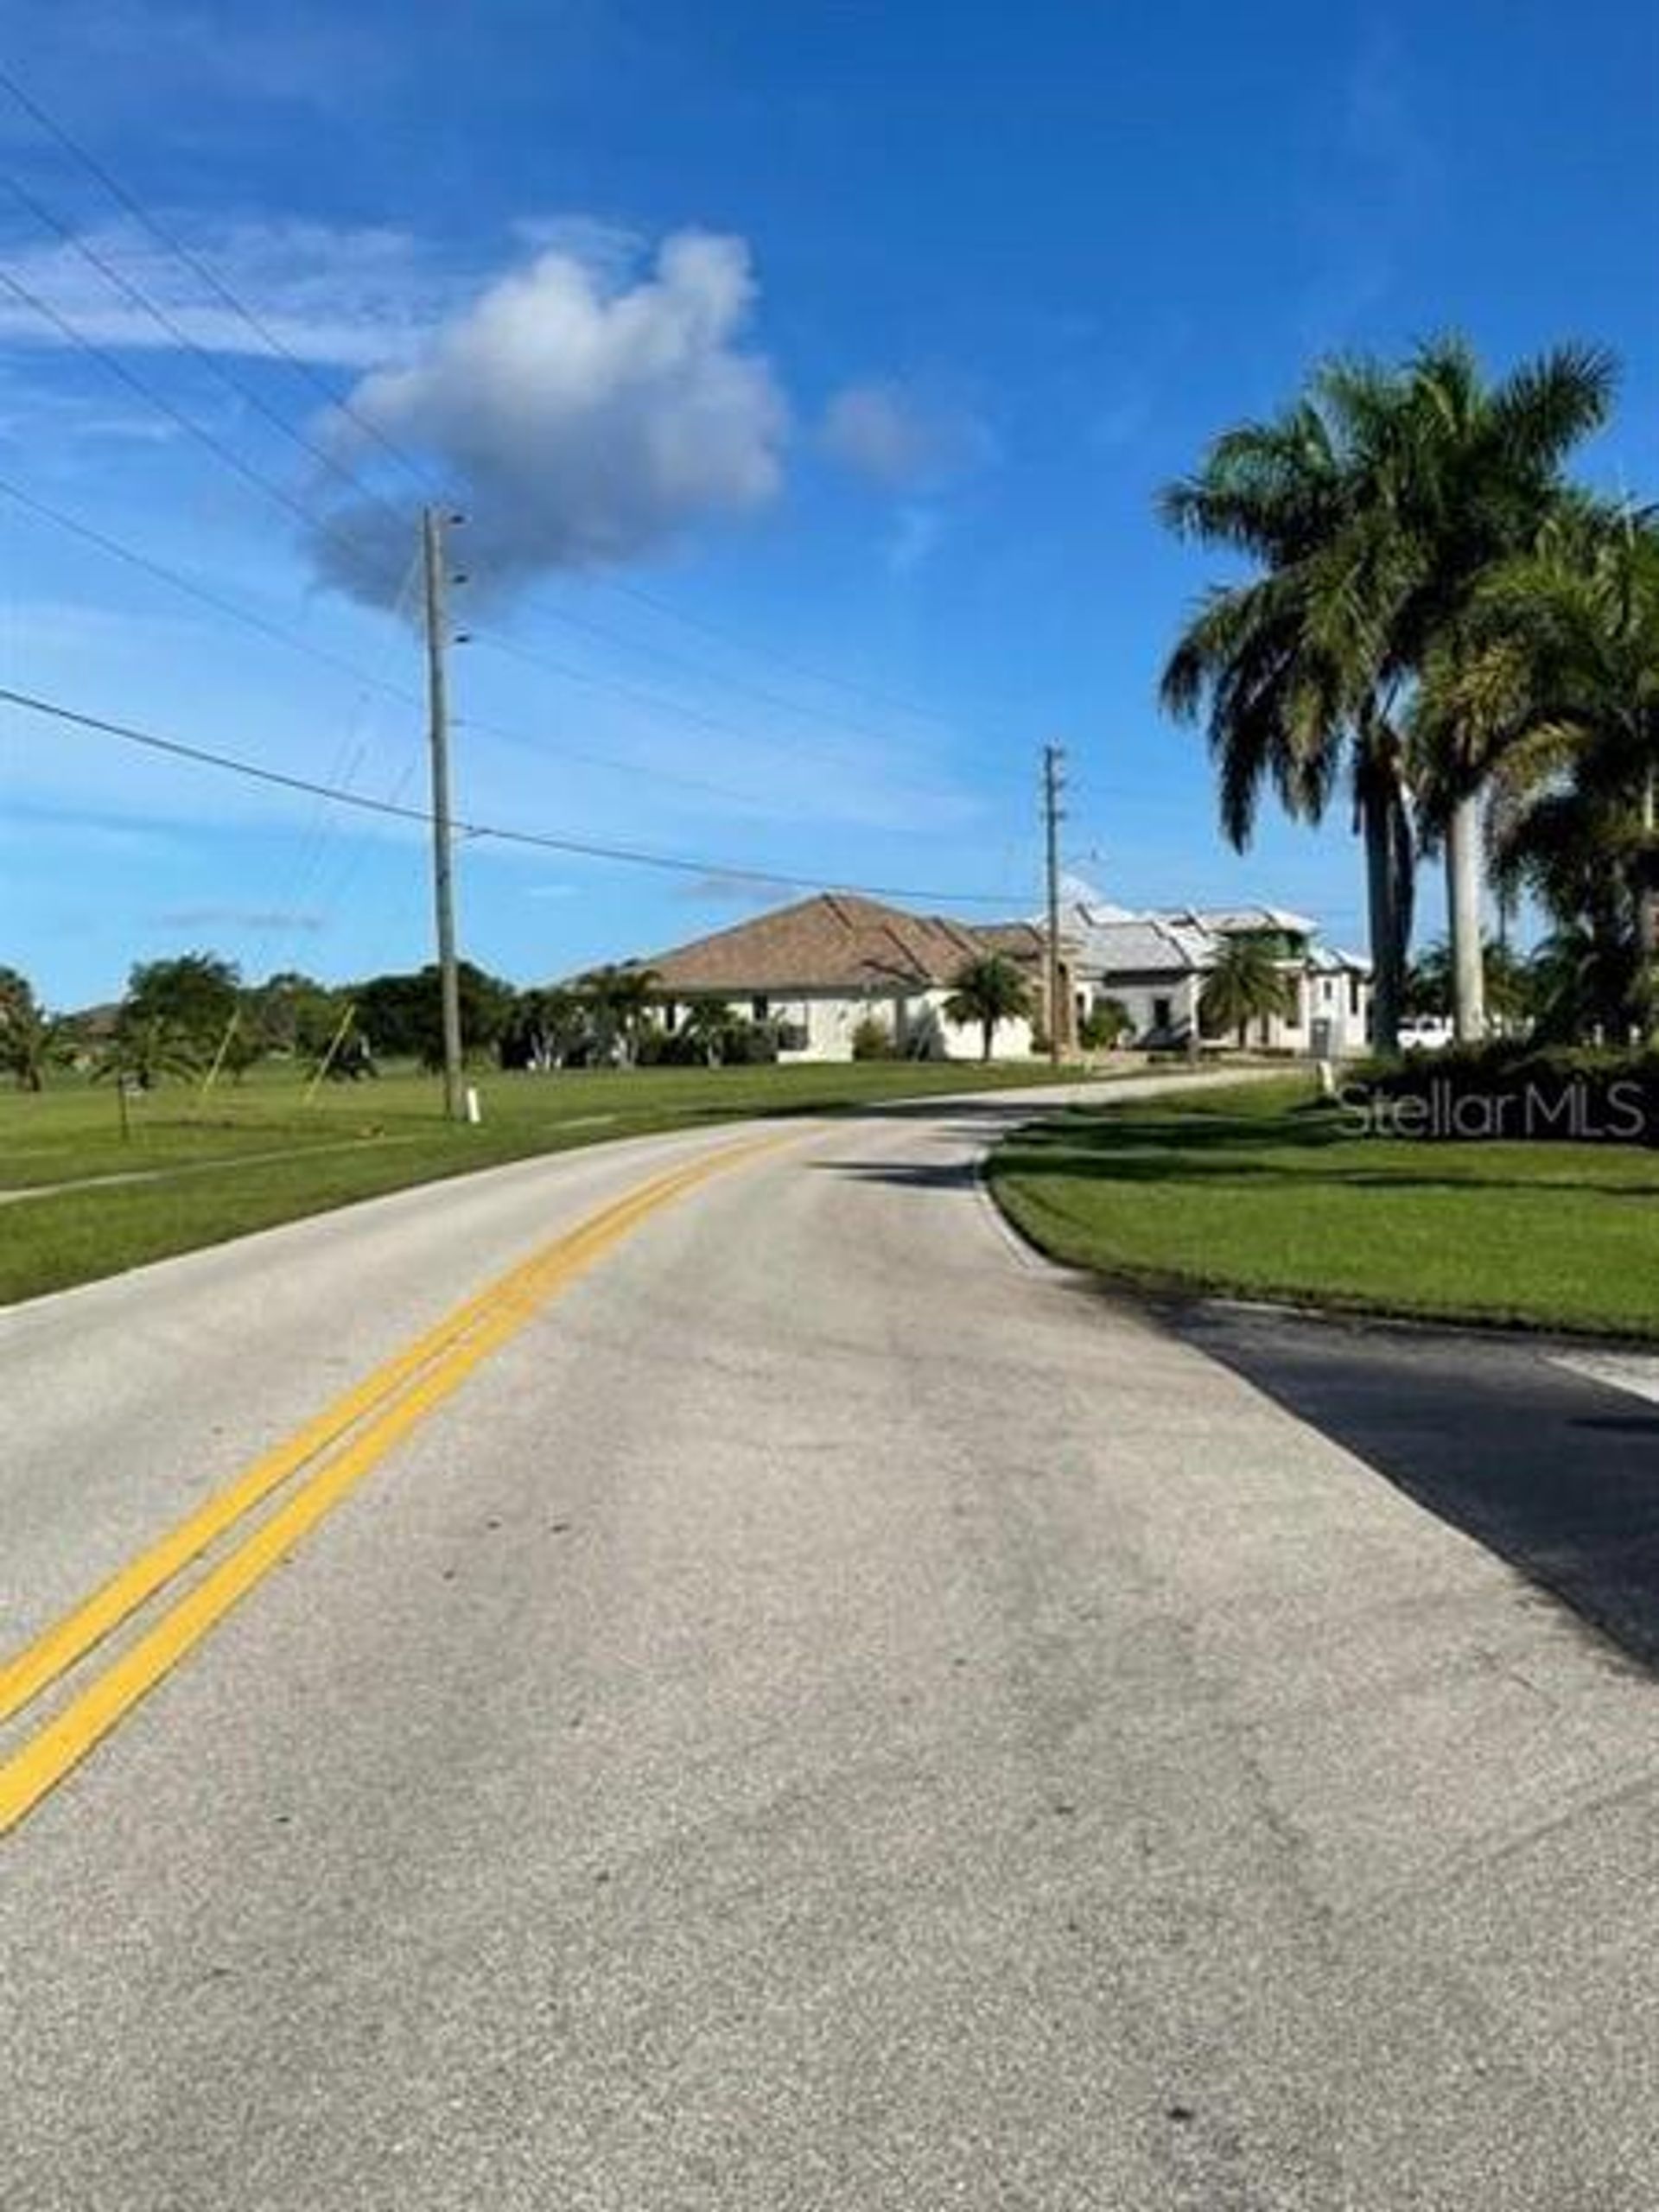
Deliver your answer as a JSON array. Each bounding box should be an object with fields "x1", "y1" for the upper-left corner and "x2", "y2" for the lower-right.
[
  {"x1": 1387, "y1": 344, "x2": 1616, "y2": 1039},
  {"x1": 575, "y1": 963, "x2": 660, "y2": 1067},
  {"x1": 1416, "y1": 505, "x2": 1659, "y2": 1040},
  {"x1": 1198, "y1": 936, "x2": 1293, "y2": 1048},
  {"x1": 944, "y1": 954, "x2": 1033, "y2": 1061},
  {"x1": 1160, "y1": 337, "x2": 1616, "y2": 1052}
]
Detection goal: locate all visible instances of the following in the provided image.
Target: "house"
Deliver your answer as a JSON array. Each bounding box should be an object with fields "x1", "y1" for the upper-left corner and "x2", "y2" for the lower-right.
[
  {"x1": 644, "y1": 893, "x2": 1059, "y2": 1063},
  {"x1": 1057, "y1": 883, "x2": 1372, "y2": 1054}
]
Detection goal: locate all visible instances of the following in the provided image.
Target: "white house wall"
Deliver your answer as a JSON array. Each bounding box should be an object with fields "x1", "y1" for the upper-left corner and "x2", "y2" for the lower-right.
[
  {"x1": 661, "y1": 989, "x2": 1037, "y2": 1064},
  {"x1": 1086, "y1": 967, "x2": 1371, "y2": 1053}
]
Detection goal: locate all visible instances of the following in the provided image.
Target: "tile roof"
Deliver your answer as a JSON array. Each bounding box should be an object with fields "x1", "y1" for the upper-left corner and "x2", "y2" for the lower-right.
[
  {"x1": 1306, "y1": 944, "x2": 1373, "y2": 975},
  {"x1": 1179, "y1": 906, "x2": 1317, "y2": 936},
  {"x1": 1056, "y1": 899, "x2": 1213, "y2": 975},
  {"x1": 646, "y1": 893, "x2": 1005, "y2": 994},
  {"x1": 973, "y1": 921, "x2": 1049, "y2": 963}
]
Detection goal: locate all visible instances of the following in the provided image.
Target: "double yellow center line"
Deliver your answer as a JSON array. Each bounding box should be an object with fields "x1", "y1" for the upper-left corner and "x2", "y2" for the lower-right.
[{"x1": 1, "y1": 1133, "x2": 785, "y2": 1837}]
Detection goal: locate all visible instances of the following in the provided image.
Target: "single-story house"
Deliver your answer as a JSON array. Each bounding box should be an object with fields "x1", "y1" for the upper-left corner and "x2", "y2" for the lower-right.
[
  {"x1": 1057, "y1": 884, "x2": 1372, "y2": 1054},
  {"x1": 644, "y1": 893, "x2": 1060, "y2": 1063}
]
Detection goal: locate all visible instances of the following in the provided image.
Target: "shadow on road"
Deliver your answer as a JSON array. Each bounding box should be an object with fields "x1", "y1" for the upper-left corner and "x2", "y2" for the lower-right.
[
  {"x1": 1175, "y1": 1305, "x2": 1659, "y2": 1674},
  {"x1": 809, "y1": 1157, "x2": 979, "y2": 1190}
]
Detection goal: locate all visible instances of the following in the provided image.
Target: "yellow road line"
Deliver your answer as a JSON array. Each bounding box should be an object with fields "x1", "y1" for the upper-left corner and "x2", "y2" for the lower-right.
[
  {"x1": 0, "y1": 1144, "x2": 755, "y2": 1727},
  {"x1": 0, "y1": 1134, "x2": 785, "y2": 1836}
]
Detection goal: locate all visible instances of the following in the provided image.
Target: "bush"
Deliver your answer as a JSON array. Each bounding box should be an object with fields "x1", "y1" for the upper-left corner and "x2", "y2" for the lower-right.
[
  {"x1": 720, "y1": 1018, "x2": 781, "y2": 1065},
  {"x1": 850, "y1": 1014, "x2": 896, "y2": 1061},
  {"x1": 1078, "y1": 999, "x2": 1133, "y2": 1052},
  {"x1": 633, "y1": 1028, "x2": 702, "y2": 1067},
  {"x1": 1345, "y1": 1042, "x2": 1658, "y2": 1145}
]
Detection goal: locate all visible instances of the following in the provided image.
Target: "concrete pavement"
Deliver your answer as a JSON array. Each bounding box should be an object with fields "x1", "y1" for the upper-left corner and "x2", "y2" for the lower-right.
[{"x1": 3, "y1": 1077, "x2": 1656, "y2": 2209}]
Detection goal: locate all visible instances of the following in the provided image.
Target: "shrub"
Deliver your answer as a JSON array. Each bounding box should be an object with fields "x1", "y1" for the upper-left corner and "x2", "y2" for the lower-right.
[
  {"x1": 719, "y1": 1017, "x2": 781, "y2": 1065},
  {"x1": 1344, "y1": 1042, "x2": 1658, "y2": 1145},
  {"x1": 850, "y1": 1013, "x2": 896, "y2": 1061},
  {"x1": 1078, "y1": 999, "x2": 1133, "y2": 1052}
]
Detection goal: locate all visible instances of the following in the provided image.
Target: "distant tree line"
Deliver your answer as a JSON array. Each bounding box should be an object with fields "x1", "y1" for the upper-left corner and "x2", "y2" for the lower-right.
[
  {"x1": 2, "y1": 944, "x2": 1055, "y2": 1090},
  {"x1": 0, "y1": 950, "x2": 803, "y2": 1090}
]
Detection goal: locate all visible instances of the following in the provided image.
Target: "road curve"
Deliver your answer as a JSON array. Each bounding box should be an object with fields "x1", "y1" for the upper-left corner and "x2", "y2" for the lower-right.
[{"x1": 3, "y1": 1076, "x2": 1656, "y2": 2210}]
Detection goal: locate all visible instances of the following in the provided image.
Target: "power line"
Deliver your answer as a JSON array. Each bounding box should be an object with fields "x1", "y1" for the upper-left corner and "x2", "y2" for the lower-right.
[
  {"x1": 0, "y1": 264, "x2": 406, "y2": 590},
  {"x1": 0, "y1": 65, "x2": 1004, "y2": 746},
  {"x1": 0, "y1": 471, "x2": 421, "y2": 703},
  {"x1": 468, "y1": 628, "x2": 976, "y2": 802},
  {"x1": 0, "y1": 683, "x2": 1024, "y2": 906},
  {"x1": 0, "y1": 474, "x2": 852, "y2": 812},
  {"x1": 0, "y1": 167, "x2": 407, "y2": 526},
  {"x1": 0, "y1": 61, "x2": 442, "y2": 498},
  {"x1": 594, "y1": 571, "x2": 990, "y2": 735},
  {"x1": 503, "y1": 577, "x2": 999, "y2": 760},
  {"x1": 0, "y1": 233, "x2": 987, "y2": 807}
]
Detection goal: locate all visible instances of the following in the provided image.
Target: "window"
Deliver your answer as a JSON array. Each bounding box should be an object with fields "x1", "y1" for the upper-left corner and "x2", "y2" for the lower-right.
[
  {"x1": 1152, "y1": 995, "x2": 1173, "y2": 1031},
  {"x1": 751, "y1": 995, "x2": 769, "y2": 1020},
  {"x1": 1349, "y1": 973, "x2": 1362, "y2": 1016},
  {"x1": 661, "y1": 1000, "x2": 677, "y2": 1033}
]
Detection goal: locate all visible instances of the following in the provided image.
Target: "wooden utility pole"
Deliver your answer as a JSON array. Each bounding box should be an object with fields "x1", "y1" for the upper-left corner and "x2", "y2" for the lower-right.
[
  {"x1": 1042, "y1": 742, "x2": 1066, "y2": 1066},
  {"x1": 422, "y1": 505, "x2": 465, "y2": 1121}
]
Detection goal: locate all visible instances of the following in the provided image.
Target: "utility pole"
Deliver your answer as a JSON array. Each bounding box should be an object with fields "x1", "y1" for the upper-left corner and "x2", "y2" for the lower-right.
[
  {"x1": 422, "y1": 505, "x2": 465, "y2": 1121},
  {"x1": 1042, "y1": 742, "x2": 1066, "y2": 1067}
]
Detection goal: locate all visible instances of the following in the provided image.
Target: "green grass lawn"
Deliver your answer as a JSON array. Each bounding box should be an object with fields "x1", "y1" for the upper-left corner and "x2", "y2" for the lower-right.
[
  {"x1": 0, "y1": 1057, "x2": 1096, "y2": 1306},
  {"x1": 988, "y1": 1077, "x2": 1659, "y2": 1339}
]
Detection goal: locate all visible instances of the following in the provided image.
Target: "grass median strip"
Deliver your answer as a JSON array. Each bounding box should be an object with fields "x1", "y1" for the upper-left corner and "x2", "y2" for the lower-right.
[
  {"x1": 988, "y1": 1078, "x2": 1659, "y2": 1339},
  {"x1": 0, "y1": 1132, "x2": 789, "y2": 1837}
]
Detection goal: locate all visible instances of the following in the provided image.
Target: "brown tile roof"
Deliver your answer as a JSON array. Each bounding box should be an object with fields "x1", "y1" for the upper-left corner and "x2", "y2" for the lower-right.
[
  {"x1": 974, "y1": 921, "x2": 1048, "y2": 963},
  {"x1": 647, "y1": 893, "x2": 1013, "y2": 995}
]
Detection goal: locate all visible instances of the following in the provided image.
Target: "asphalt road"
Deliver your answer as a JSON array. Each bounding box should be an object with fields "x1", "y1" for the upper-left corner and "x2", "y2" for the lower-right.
[{"x1": 3, "y1": 1076, "x2": 1656, "y2": 2210}]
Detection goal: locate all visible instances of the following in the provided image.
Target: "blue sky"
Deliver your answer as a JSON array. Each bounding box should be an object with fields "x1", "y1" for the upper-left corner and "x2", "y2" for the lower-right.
[{"x1": 2, "y1": 0, "x2": 1656, "y2": 1007}]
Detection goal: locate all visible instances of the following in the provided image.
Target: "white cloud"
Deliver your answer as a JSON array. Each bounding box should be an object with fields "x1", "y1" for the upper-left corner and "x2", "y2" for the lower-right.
[
  {"x1": 0, "y1": 214, "x2": 457, "y2": 367},
  {"x1": 505, "y1": 214, "x2": 645, "y2": 280},
  {"x1": 821, "y1": 379, "x2": 988, "y2": 488},
  {"x1": 310, "y1": 230, "x2": 789, "y2": 604},
  {"x1": 671, "y1": 872, "x2": 780, "y2": 907},
  {"x1": 155, "y1": 904, "x2": 325, "y2": 931}
]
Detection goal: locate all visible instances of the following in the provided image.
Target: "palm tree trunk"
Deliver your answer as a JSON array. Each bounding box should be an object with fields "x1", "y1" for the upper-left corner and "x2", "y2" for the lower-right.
[
  {"x1": 1361, "y1": 776, "x2": 1413, "y2": 1057},
  {"x1": 1446, "y1": 794, "x2": 1487, "y2": 1045},
  {"x1": 981, "y1": 1017, "x2": 993, "y2": 1062}
]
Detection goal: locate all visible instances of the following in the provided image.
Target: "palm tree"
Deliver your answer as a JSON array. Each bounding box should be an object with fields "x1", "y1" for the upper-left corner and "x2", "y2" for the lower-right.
[
  {"x1": 1160, "y1": 337, "x2": 1616, "y2": 1053},
  {"x1": 90, "y1": 1018, "x2": 200, "y2": 1138},
  {"x1": 575, "y1": 964, "x2": 660, "y2": 1067},
  {"x1": 1198, "y1": 936, "x2": 1293, "y2": 1048},
  {"x1": 1078, "y1": 995, "x2": 1134, "y2": 1051},
  {"x1": 1524, "y1": 919, "x2": 1645, "y2": 1044},
  {"x1": 1388, "y1": 346, "x2": 1616, "y2": 1039},
  {"x1": 944, "y1": 954, "x2": 1033, "y2": 1061},
  {"x1": 1416, "y1": 505, "x2": 1659, "y2": 1041},
  {"x1": 502, "y1": 985, "x2": 588, "y2": 1071},
  {"x1": 679, "y1": 1000, "x2": 742, "y2": 1066},
  {"x1": 0, "y1": 969, "x2": 69, "y2": 1092}
]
